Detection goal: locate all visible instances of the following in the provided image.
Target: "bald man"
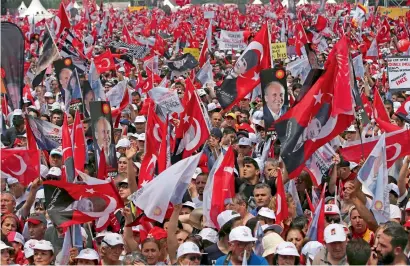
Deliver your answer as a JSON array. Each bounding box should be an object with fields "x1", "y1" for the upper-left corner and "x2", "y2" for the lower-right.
[
  {"x1": 263, "y1": 81, "x2": 285, "y2": 130},
  {"x1": 94, "y1": 117, "x2": 116, "y2": 167}
]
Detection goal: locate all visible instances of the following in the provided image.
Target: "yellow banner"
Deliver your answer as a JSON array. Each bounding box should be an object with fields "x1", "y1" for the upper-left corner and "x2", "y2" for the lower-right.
[
  {"x1": 377, "y1": 7, "x2": 409, "y2": 19},
  {"x1": 183, "y1": 48, "x2": 200, "y2": 61},
  {"x1": 271, "y1": 42, "x2": 287, "y2": 60},
  {"x1": 128, "y1": 6, "x2": 146, "y2": 12}
]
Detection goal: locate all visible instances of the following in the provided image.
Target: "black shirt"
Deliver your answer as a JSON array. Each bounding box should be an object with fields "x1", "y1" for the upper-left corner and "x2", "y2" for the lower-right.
[{"x1": 203, "y1": 243, "x2": 226, "y2": 265}]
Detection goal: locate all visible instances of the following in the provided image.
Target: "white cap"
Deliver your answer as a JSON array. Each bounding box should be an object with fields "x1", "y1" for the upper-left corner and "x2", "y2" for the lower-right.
[
  {"x1": 40, "y1": 164, "x2": 49, "y2": 178},
  {"x1": 13, "y1": 109, "x2": 23, "y2": 116},
  {"x1": 388, "y1": 183, "x2": 400, "y2": 196},
  {"x1": 349, "y1": 162, "x2": 358, "y2": 170},
  {"x1": 262, "y1": 233, "x2": 284, "y2": 257},
  {"x1": 324, "y1": 204, "x2": 341, "y2": 216},
  {"x1": 390, "y1": 204, "x2": 401, "y2": 220},
  {"x1": 301, "y1": 241, "x2": 324, "y2": 260},
  {"x1": 229, "y1": 226, "x2": 257, "y2": 242},
  {"x1": 116, "y1": 138, "x2": 130, "y2": 149},
  {"x1": 33, "y1": 240, "x2": 54, "y2": 252},
  {"x1": 261, "y1": 224, "x2": 283, "y2": 235},
  {"x1": 238, "y1": 137, "x2": 252, "y2": 146},
  {"x1": 276, "y1": 242, "x2": 300, "y2": 257},
  {"x1": 192, "y1": 167, "x2": 202, "y2": 179},
  {"x1": 75, "y1": 248, "x2": 100, "y2": 261},
  {"x1": 50, "y1": 148, "x2": 63, "y2": 156},
  {"x1": 217, "y1": 210, "x2": 241, "y2": 229},
  {"x1": 197, "y1": 89, "x2": 207, "y2": 97},
  {"x1": 345, "y1": 125, "x2": 356, "y2": 132},
  {"x1": 7, "y1": 231, "x2": 25, "y2": 245},
  {"x1": 47, "y1": 167, "x2": 62, "y2": 177},
  {"x1": 258, "y1": 207, "x2": 276, "y2": 220},
  {"x1": 50, "y1": 102, "x2": 61, "y2": 111},
  {"x1": 102, "y1": 233, "x2": 124, "y2": 246},
  {"x1": 324, "y1": 224, "x2": 346, "y2": 243},
  {"x1": 137, "y1": 133, "x2": 146, "y2": 141},
  {"x1": 176, "y1": 242, "x2": 202, "y2": 259},
  {"x1": 0, "y1": 241, "x2": 11, "y2": 250},
  {"x1": 134, "y1": 116, "x2": 146, "y2": 123},
  {"x1": 44, "y1": 92, "x2": 53, "y2": 98},
  {"x1": 7, "y1": 177, "x2": 19, "y2": 185},
  {"x1": 24, "y1": 239, "x2": 37, "y2": 258},
  {"x1": 198, "y1": 228, "x2": 218, "y2": 243},
  {"x1": 118, "y1": 67, "x2": 125, "y2": 73},
  {"x1": 207, "y1": 102, "x2": 217, "y2": 112},
  {"x1": 182, "y1": 201, "x2": 196, "y2": 209},
  {"x1": 96, "y1": 231, "x2": 108, "y2": 239}
]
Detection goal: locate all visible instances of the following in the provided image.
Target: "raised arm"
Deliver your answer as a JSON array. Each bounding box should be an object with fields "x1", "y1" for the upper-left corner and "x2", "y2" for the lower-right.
[
  {"x1": 167, "y1": 204, "x2": 183, "y2": 264},
  {"x1": 126, "y1": 147, "x2": 138, "y2": 194}
]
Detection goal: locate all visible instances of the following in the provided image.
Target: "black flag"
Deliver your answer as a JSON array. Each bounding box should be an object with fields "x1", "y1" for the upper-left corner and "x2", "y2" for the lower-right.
[{"x1": 1, "y1": 22, "x2": 25, "y2": 110}]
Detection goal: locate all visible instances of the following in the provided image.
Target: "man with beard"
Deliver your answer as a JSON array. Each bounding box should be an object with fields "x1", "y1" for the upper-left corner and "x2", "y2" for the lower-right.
[
  {"x1": 312, "y1": 224, "x2": 348, "y2": 265},
  {"x1": 375, "y1": 226, "x2": 409, "y2": 265}
]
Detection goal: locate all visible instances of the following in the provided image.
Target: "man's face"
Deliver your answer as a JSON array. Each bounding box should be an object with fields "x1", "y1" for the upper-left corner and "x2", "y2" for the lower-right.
[
  {"x1": 50, "y1": 154, "x2": 62, "y2": 168},
  {"x1": 350, "y1": 209, "x2": 366, "y2": 234},
  {"x1": 242, "y1": 163, "x2": 258, "y2": 180},
  {"x1": 376, "y1": 233, "x2": 395, "y2": 265},
  {"x1": 385, "y1": 104, "x2": 393, "y2": 116},
  {"x1": 229, "y1": 241, "x2": 253, "y2": 262},
  {"x1": 51, "y1": 114, "x2": 62, "y2": 125},
  {"x1": 96, "y1": 119, "x2": 111, "y2": 151},
  {"x1": 234, "y1": 58, "x2": 247, "y2": 75},
  {"x1": 208, "y1": 135, "x2": 220, "y2": 148},
  {"x1": 211, "y1": 112, "x2": 222, "y2": 128},
  {"x1": 239, "y1": 99, "x2": 250, "y2": 110},
  {"x1": 397, "y1": 97, "x2": 405, "y2": 104},
  {"x1": 135, "y1": 122, "x2": 145, "y2": 134},
  {"x1": 180, "y1": 207, "x2": 193, "y2": 215},
  {"x1": 345, "y1": 131, "x2": 356, "y2": 141},
  {"x1": 338, "y1": 166, "x2": 351, "y2": 180},
  {"x1": 225, "y1": 116, "x2": 235, "y2": 126},
  {"x1": 104, "y1": 244, "x2": 124, "y2": 262},
  {"x1": 265, "y1": 83, "x2": 284, "y2": 114},
  {"x1": 28, "y1": 222, "x2": 46, "y2": 240},
  {"x1": 253, "y1": 188, "x2": 271, "y2": 207},
  {"x1": 326, "y1": 241, "x2": 347, "y2": 261},
  {"x1": 238, "y1": 145, "x2": 252, "y2": 156},
  {"x1": 59, "y1": 68, "x2": 72, "y2": 89},
  {"x1": 195, "y1": 174, "x2": 207, "y2": 196},
  {"x1": 132, "y1": 95, "x2": 141, "y2": 105},
  {"x1": 221, "y1": 133, "x2": 236, "y2": 146},
  {"x1": 176, "y1": 231, "x2": 189, "y2": 245},
  {"x1": 1, "y1": 194, "x2": 15, "y2": 214}
]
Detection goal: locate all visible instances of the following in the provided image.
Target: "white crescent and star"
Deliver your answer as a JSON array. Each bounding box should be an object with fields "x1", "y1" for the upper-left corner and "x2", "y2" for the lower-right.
[
  {"x1": 153, "y1": 124, "x2": 162, "y2": 143},
  {"x1": 386, "y1": 143, "x2": 401, "y2": 162},
  {"x1": 84, "y1": 195, "x2": 117, "y2": 218},
  {"x1": 8, "y1": 155, "x2": 27, "y2": 176},
  {"x1": 185, "y1": 118, "x2": 201, "y2": 151},
  {"x1": 100, "y1": 58, "x2": 111, "y2": 69}
]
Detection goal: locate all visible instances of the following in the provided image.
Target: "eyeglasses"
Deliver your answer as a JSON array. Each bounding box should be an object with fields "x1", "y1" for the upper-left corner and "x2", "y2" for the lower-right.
[
  {"x1": 325, "y1": 216, "x2": 341, "y2": 224},
  {"x1": 117, "y1": 183, "x2": 129, "y2": 189}
]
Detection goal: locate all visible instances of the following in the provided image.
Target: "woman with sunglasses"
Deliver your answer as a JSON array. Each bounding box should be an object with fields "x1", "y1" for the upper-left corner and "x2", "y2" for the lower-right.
[{"x1": 176, "y1": 242, "x2": 203, "y2": 266}]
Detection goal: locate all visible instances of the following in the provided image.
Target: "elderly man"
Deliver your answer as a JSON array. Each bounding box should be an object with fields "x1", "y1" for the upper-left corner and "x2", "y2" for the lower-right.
[
  {"x1": 100, "y1": 233, "x2": 124, "y2": 265},
  {"x1": 263, "y1": 81, "x2": 285, "y2": 130},
  {"x1": 94, "y1": 117, "x2": 116, "y2": 166},
  {"x1": 312, "y1": 224, "x2": 348, "y2": 265}
]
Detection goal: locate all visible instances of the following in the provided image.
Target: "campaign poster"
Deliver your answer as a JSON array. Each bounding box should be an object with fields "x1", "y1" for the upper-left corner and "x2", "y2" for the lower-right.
[
  {"x1": 386, "y1": 56, "x2": 410, "y2": 91},
  {"x1": 90, "y1": 101, "x2": 118, "y2": 177},
  {"x1": 219, "y1": 30, "x2": 247, "y2": 50},
  {"x1": 261, "y1": 67, "x2": 288, "y2": 135},
  {"x1": 271, "y1": 43, "x2": 287, "y2": 60}
]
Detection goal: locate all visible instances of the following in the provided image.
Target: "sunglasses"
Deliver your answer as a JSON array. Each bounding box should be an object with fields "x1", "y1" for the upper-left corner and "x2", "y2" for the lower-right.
[
  {"x1": 117, "y1": 183, "x2": 129, "y2": 189},
  {"x1": 325, "y1": 216, "x2": 341, "y2": 224},
  {"x1": 186, "y1": 255, "x2": 201, "y2": 261}
]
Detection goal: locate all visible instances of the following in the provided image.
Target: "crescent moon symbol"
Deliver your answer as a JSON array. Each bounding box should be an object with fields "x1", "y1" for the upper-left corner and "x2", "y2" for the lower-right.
[
  {"x1": 8, "y1": 155, "x2": 27, "y2": 176},
  {"x1": 185, "y1": 118, "x2": 201, "y2": 151},
  {"x1": 101, "y1": 58, "x2": 110, "y2": 69},
  {"x1": 242, "y1": 41, "x2": 264, "y2": 63},
  {"x1": 386, "y1": 143, "x2": 401, "y2": 162},
  {"x1": 153, "y1": 124, "x2": 161, "y2": 143},
  {"x1": 146, "y1": 154, "x2": 157, "y2": 175},
  {"x1": 143, "y1": 80, "x2": 150, "y2": 91},
  {"x1": 54, "y1": 17, "x2": 61, "y2": 34},
  {"x1": 84, "y1": 195, "x2": 117, "y2": 218},
  {"x1": 315, "y1": 116, "x2": 337, "y2": 140}
]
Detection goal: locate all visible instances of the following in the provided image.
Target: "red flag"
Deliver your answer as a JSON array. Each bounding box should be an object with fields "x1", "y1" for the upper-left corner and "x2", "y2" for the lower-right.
[
  {"x1": 25, "y1": 118, "x2": 38, "y2": 151},
  {"x1": 205, "y1": 146, "x2": 235, "y2": 229},
  {"x1": 140, "y1": 76, "x2": 153, "y2": 94},
  {"x1": 275, "y1": 169, "x2": 289, "y2": 225},
  {"x1": 306, "y1": 183, "x2": 327, "y2": 243},
  {"x1": 73, "y1": 111, "x2": 86, "y2": 174},
  {"x1": 62, "y1": 114, "x2": 75, "y2": 182},
  {"x1": 152, "y1": 34, "x2": 166, "y2": 56},
  {"x1": 122, "y1": 26, "x2": 134, "y2": 44},
  {"x1": 111, "y1": 88, "x2": 130, "y2": 118},
  {"x1": 1, "y1": 148, "x2": 40, "y2": 186},
  {"x1": 199, "y1": 38, "x2": 209, "y2": 68},
  {"x1": 97, "y1": 148, "x2": 107, "y2": 179},
  {"x1": 340, "y1": 129, "x2": 410, "y2": 168},
  {"x1": 314, "y1": 15, "x2": 328, "y2": 32},
  {"x1": 395, "y1": 96, "x2": 410, "y2": 123},
  {"x1": 275, "y1": 36, "x2": 354, "y2": 178},
  {"x1": 179, "y1": 79, "x2": 210, "y2": 158},
  {"x1": 360, "y1": 93, "x2": 373, "y2": 119},
  {"x1": 376, "y1": 18, "x2": 391, "y2": 44},
  {"x1": 22, "y1": 85, "x2": 34, "y2": 105},
  {"x1": 55, "y1": 2, "x2": 71, "y2": 37},
  {"x1": 373, "y1": 88, "x2": 390, "y2": 122},
  {"x1": 295, "y1": 22, "x2": 309, "y2": 56},
  {"x1": 94, "y1": 50, "x2": 116, "y2": 74},
  {"x1": 305, "y1": 189, "x2": 315, "y2": 213}
]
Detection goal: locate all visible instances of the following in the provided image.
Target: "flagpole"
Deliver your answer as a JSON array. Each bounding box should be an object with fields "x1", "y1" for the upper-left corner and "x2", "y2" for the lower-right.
[{"x1": 267, "y1": 22, "x2": 274, "y2": 68}]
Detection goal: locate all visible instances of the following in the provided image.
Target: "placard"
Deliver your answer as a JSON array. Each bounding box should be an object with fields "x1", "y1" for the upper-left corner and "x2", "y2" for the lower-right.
[
  {"x1": 271, "y1": 42, "x2": 287, "y2": 60},
  {"x1": 183, "y1": 48, "x2": 200, "y2": 61},
  {"x1": 218, "y1": 30, "x2": 247, "y2": 50},
  {"x1": 204, "y1": 11, "x2": 215, "y2": 19},
  {"x1": 387, "y1": 56, "x2": 410, "y2": 91}
]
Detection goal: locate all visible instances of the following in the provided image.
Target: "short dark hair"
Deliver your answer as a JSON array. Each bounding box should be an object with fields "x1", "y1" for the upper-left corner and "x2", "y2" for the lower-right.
[
  {"x1": 383, "y1": 226, "x2": 408, "y2": 251},
  {"x1": 131, "y1": 91, "x2": 141, "y2": 97},
  {"x1": 290, "y1": 216, "x2": 309, "y2": 231},
  {"x1": 346, "y1": 238, "x2": 371, "y2": 265},
  {"x1": 243, "y1": 157, "x2": 259, "y2": 170},
  {"x1": 223, "y1": 126, "x2": 236, "y2": 136}
]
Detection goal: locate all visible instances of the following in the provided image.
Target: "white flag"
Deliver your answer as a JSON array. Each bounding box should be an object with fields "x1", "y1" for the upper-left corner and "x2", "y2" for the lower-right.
[
  {"x1": 366, "y1": 39, "x2": 378, "y2": 57},
  {"x1": 357, "y1": 133, "x2": 389, "y2": 224},
  {"x1": 196, "y1": 60, "x2": 213, "y2": 86},
  {"x1": 132, "y1": 152, "x2": 203, "y2": 222}
]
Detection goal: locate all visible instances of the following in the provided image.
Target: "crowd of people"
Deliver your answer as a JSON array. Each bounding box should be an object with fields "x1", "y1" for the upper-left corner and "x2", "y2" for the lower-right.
[{"x1": 1, "y1": 0, "x2": 410, "y2": 265}]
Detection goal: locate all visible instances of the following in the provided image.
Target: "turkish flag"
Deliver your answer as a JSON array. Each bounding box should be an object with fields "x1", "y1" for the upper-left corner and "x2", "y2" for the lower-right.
[
  {"x1": 373, "y1": 88, "x2": 390, "y2": 122},
  {"x1": 361, "y1": 93, "x2": 373, "y2": 119},
  {"x1": 179, "y1": 79, "x2": 210, "y2": 158},
  {"x1": 73, "y1": 110, "x2": 86, "y2": 174},
  {"x1": 55, "y1": 2, "x2": 71, "y2": 37},
  {"x1": 94, "y1": 50, "x2": 116, "y2": 74},
  {"x1": 1, "y1": 148, "x2": 40, "y2": 186},
  {"x1": 314, "y1": 15, "x2": 328, "y2": 32},
  {"x1": 152, "y1": 34, "x2": 166, "y2": 56},
  {"x1": 295, "y1": 22, "x2": 309, "y2": 56},
  {"x1": 140, "y1": 76, "x2": 153, "y2": 94},
  {"x1": 199, "y1": 37, "x2": 209, "y2": 68},
  {"x1": 275, "y1": 170, "x2": 289, "y2": 225},
  {"x1": 376, "y1": 18, "x2": 391, "y2": 44},
  {"x1": 275, "y1": 36, "x2": 354, "y2": 178},
  {"x1": 395, "y1": 96, "x2": 410, "y2": 123},
  {"x1": 62, "y1": 114, "x2": 75, "y2": 183},
  {"x1": 340, "y1": 129, "x2": 410, "y2": 168}
]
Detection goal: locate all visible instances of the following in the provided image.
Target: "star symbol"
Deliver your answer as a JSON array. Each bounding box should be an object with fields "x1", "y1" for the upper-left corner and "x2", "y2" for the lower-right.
[
  {"x1": 252, "y1": 72, "x2": 259, "y2": 81},
  {"x1": 85, "y1": 188, "x2": 95, "y2": 194},
  {"x1": 183, "y1": 114, "x2": 190, "y2": 123},
  {"x1": 313, "y1": 90, "x2": 323, "y2": 105}
]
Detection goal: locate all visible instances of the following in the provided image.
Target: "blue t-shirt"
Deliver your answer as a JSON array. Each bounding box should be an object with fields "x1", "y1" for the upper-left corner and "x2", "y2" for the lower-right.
[{"x1": 214, "y1": 252, "x2": 269, "y2": 265}]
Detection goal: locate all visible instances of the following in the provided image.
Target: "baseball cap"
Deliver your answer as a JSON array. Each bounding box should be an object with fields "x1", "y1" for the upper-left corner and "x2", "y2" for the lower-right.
[
  {"x1": 33, "y1": 240, "x2": 54, "y2": 252},
  {"x1": 197, "y1": 89, "x2": 207, "y2": 97},
  {"x1": 390, "y1": 204, "x2": 401, "y2": 220},
  {"x1": 44, "y1": 92, "x2": 53, "y2": 98},
  {"x1": 261, "y1": 224, "x2": 283, "y2": 235},
  {"x1": 258, "y1": 207, "x2": 276, "y2": 220},
  {"x1": 50, "y1": 102, "x2": 61, "y2": 111},
  {"x1": 262, "y1": 233, "x2": 284, "y2": 257},
  {"x1": 324, "y1": 224, "x2": 346, "y2": 243},
  {"x1": 147, "y1": 227, "x2": 167, "y2": 240},
  {"x1": 13, "y1": 109, "x2": 23, "y2": 116},
  {"x1": 324, "y1": 204, "x2": 341, "y2": 216},
  {"x1": 134, "y1": 116, "x2": 146, "y2": 123},
  {"x1": 301, "y1": 241, "x2": 324, "y2": 260},
  {"x1": 345, "y1": 125, "x2": 356, "y2": 133},
  {"x1": 116, "y1": 138, "x2": 130, "y2": 149},
  {"x1": 24, "y1": 239, "x2": 37, "y2": 258},
  {"x1": 207, "y1": 102, "x2": 217, "y2": 112},
  {"x1": 0, "y1": 241, "x2": 11, "y2": 250},
  {"x1": 388, "y1": 183, "x2": 399, "y2": 196},
  {"x1": 217, "y1": 210, "x2": 241, "y2": 229},
  {"x1": 75, "y1": 248, "x2": 100, "y2": 261},
  {"x1": 27, "y1": 213, "x2": 47, "y2": 225},
  {"x1": 176, "y1": 242, "x2": 203, "y2": 259},
  {"x1": 7, "y1": 177, "x2": 19, "y2": 185},
  {"x1": 137, "y1": 133, "x2": 146, "y2": 141},
  {"x1": 102, "y1": 233, "x2": 124, "y2": 246},
  {"x1": 210, "y1": 128, "x2": 222, "y2": 139},
  {"x1": 198, "y1": 228, "x2": 218, "y2": 243},
  {"x1": 118, "y1": 179, "x2": 129, "y2": 186},
  {"x1": 182, "y1": 201, "x2": 196, "y2": 210},
  {"x1": 7, "y1": 231, "x2": 25, "y2": 245},
  {"x1": 192, "y1": 167, "x2": 202, "y2": 180},
  {"x1": 229, "y1": 226, "x2": 257, "y2": 242},
  {"x1": 238, "y1": 137, "x2": 252, "y2": 146},
  {"x1": 225, "y1": 112, "x2": 236, "y2": 119},
  {"x1": 47, "y1": 167, "x2": 62, "y2": 177},
  {"x1": 118, "y1": 67, "x2": 125, "y2": 73},
  {"x1": 50, "y1": 148, "x2": 63, "y2": 157},
  {"x1": 276, "y1": 242, "x2": 300, "y2": 257}
]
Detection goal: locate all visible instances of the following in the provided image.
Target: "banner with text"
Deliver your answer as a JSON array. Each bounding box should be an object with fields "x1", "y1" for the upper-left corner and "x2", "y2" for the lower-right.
[
  {"x1": 218, "y1": 30, "x2": 247, "y2": 50},
  {"x1": 387, "y1": 56, "x2": 410, "y2": 91},
  {"x1": 271, "y1": 42, "x2": 287, "y2": 60}
]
